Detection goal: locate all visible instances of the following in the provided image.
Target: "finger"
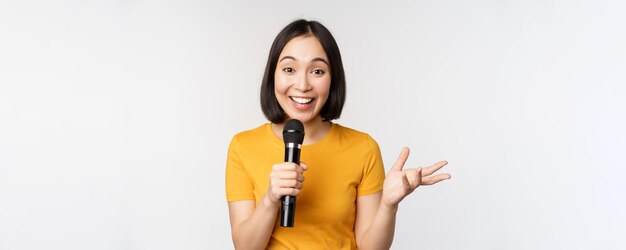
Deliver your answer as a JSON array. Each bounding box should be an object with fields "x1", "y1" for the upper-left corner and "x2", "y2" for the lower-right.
[
  {"x1": 284, "y1": 162, "x2": 299, "y2": 171},
  {"x1": 299, "y1": 162, "x2": 308, "y2": 171},
  {"x1": 274, "y1": 162, "x2": 298, "y2": 172},
  {"x1": 270, "y1": 171, "x2": 296, "y2": 181},
  {"x1": 278, "y1": 179, "x2": 299, "y2": 188},
  {"x1": 296, "y1": 163, "x2": 307, "y2": 173},
  {"x1": 276, "y1": 188, "x2": 301, "y2": 196},
  {"x1": 296, "y1": 173, "x2": 305, "y2": 182},
  {"x1": 420, "y1": 173, "x2": 452, "y2": 185},
  {"x1": 391, "y1": 147, "x2": 410, "y2": 171},
  {"x1": 414, "y1": 168, "x2": 422, "y2": 189},
  {"x1": 405, "y1": 168, "x2": 422, "y2": 189},
  {"x1": 401, "y1": 172, "x2": 411, "y2": 190},
  {"x1": 421, "y1": 160, "x2": 448, "y2": 177},
  {"x1": 282, "y1": 171, "x2": 301, "y2": 180}
]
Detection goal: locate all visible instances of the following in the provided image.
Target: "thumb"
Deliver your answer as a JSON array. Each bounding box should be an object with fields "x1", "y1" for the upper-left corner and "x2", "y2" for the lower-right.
[{"x1": 391, "y1": 147, "x2": 410, "y2": 171}]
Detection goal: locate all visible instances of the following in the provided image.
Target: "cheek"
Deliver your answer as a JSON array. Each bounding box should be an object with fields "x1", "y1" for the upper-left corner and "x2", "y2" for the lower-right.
[
  {"x1": 274, "y1": 76, "x2": 289, "y2": 94},
  {"x1": 316, "y1": 78, "x2": 331, "y2": 100}
]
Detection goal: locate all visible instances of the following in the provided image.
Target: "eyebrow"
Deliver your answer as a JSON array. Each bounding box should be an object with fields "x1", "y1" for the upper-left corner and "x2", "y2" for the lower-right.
[{"x1": 279, "y1": 56, "x2": 329, "y2": 66}]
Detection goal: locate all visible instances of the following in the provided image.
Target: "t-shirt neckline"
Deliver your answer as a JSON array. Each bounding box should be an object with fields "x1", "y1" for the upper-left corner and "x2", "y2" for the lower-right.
[{"x1": 265, "y1": 122, "x2": 337, "y2": 148}]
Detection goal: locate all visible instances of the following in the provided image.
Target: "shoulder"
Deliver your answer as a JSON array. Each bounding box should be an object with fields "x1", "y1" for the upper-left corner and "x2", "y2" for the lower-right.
[
  {"x1": 232, "y1": 123, "x2": 268, "y2": 139},
  {"x1": 229, "y1": 123, "x2": 272, "y2": 148},
  {"x1": 332, "y1": 123, "x2": 379, "y2": 148}
]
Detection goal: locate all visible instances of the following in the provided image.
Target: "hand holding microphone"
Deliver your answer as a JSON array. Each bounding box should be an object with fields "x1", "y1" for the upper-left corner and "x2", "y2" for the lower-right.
[
  {"x1": 266, "y1": 119, "x2": 305, "y2": 227},
  {"x1": 280, "y1": 119, "x2": 305, "y2": 227},
  {"x1": 268, "y1": 162, "x2": 307, "y2": 204}
]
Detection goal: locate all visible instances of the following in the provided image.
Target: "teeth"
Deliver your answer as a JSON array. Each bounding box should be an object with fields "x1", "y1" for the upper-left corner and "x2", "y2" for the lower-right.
[{"x1": 291, "y1": 97, "x2": 313, "y2": 104}]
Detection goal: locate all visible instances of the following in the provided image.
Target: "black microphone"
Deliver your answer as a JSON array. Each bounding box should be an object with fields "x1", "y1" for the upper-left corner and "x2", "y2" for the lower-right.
[{"x1": 280, "y1": 119, "x2": 304, "y2": 227}]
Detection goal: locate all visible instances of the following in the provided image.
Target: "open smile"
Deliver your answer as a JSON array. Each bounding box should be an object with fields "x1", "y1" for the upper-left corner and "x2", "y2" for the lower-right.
[{"x1": 290, "y1": 96, "x2": 314, "y2": 104}]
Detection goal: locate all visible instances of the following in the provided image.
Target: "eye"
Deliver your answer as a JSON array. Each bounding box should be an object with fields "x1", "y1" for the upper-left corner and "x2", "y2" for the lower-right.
[
  {"x1": 311, "y1": 69, "x2": 325, "y2": 75},
  {"x1": 282, "y1": 67, "x2": 294, "y2": 73}
]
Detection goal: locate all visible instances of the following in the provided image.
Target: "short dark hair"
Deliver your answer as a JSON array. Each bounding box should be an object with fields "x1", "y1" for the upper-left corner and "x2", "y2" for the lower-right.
[{"x1": 260, "y1": 19, "x2": 346, "y2": 123}]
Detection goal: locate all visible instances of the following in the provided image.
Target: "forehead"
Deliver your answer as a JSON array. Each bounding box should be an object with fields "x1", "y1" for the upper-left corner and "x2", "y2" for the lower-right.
[{"x1": 279, "y1": 35, "x2": 328, "y2": 60}]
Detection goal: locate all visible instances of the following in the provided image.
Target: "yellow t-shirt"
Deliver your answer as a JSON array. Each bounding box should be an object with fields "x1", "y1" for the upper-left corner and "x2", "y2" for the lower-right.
[{"x1": 226, "y1": 123, "x2": 385, "y2": 249}]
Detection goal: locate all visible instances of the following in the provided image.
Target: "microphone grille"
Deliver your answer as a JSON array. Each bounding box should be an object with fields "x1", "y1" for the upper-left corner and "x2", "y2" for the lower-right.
[{"x1": 283, "y1": 119, "x2": 305, "y2": 144}]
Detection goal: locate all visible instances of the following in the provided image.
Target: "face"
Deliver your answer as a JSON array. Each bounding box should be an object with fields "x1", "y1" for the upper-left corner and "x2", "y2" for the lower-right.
[{"x1": 274, "y1": 35, "x2": 331, "y2": 124}]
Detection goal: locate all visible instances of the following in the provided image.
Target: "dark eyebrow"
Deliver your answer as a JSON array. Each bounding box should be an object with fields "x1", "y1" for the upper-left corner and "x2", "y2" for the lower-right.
[
  {"x1": 279, "y1": 56, "x2": 329, "y2": 66},
  {"x1": 279, "y1": 56, "x2": 296, "y2": 62},
  {"x1": 311, "y1": 57, "x2": 329, "y2": 66}
]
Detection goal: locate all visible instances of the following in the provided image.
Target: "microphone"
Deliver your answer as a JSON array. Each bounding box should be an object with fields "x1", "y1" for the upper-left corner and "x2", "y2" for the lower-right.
[{"x1": 280, "y1": 119, "x2": 304, "y2": 227}]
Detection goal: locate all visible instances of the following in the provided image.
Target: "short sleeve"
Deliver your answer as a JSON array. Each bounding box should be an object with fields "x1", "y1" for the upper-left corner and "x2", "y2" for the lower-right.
[
  {"x1": 357, "y1": 136, "x2": 385, "y2": 196},
  {"x1": 225, "y1": 136, "x2": 255, "y2": 202}
]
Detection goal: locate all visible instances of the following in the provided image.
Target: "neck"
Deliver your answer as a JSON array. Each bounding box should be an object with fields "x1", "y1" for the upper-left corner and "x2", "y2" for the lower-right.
[{"x1": 272, "y1": 117, "x2": 331, "y2": 145}]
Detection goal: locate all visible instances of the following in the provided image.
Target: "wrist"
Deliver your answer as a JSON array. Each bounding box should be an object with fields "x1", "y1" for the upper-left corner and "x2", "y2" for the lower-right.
[
  {"x1": 380, "y1": 202, "x2": 399, "y2": 214},
  {"x1": 262, "y1": 192, "x2": 280, "y2": 208}
]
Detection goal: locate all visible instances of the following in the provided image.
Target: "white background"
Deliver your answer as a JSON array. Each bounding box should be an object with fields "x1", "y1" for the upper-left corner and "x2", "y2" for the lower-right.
[{"x1": 1, "y1": 0, "x2": 625, "y2": 249}]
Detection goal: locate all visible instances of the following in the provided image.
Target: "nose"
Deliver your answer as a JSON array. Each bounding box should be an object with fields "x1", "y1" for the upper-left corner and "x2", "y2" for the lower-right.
[{"x1": 293, "y1": 72, "x2": 312, "y2": 92}]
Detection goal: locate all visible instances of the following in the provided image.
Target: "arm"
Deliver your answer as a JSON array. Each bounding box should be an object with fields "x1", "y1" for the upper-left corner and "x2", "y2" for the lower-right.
[
  {"x1": 228, "y1": 193, "x2": 279, "y2": 250},
  {"x1": 354, "y1": 192, "x2": 397, "y2": 250},
  {"x1": 227, "y1": 162, "x2": 307, "y2": 250},
  {"x1": 355, "y1": 148, "x2": 451, "y2": 250}
]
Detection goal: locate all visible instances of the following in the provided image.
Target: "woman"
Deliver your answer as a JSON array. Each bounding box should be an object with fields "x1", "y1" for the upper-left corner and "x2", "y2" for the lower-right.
[{"x1": 226, "y1": 19, "x2": 451, "y2": 249}]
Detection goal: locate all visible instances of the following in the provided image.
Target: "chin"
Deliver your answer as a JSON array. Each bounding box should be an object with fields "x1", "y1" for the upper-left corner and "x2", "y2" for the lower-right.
[{"x1": 285, "y1": 114, "x2": 317, "y2": 124}]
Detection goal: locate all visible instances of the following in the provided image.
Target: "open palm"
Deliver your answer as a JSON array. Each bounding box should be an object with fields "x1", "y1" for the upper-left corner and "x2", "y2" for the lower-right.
[{"x1": 382, "y1": 147, "x2": 451, "y2": 207}]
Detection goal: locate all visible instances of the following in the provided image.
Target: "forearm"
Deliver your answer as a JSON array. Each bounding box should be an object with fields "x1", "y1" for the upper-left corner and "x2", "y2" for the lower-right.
[
  {"x1": 232, "y1": 193, "x2": 279, "y2": 250},
  {"x1": 358, "y1": 204, "x2": 398, "y2": 250}
]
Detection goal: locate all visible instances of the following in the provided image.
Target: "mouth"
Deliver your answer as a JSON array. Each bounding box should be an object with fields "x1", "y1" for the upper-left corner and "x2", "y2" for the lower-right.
[{"x1": 290, "y1": 96, "x2": 314, "y2": 105}]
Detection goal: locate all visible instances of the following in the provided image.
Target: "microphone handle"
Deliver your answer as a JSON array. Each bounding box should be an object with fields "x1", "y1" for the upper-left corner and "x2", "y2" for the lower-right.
[{"x1": 280, "y1": 144, "x2": 300, "y2": 227}]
